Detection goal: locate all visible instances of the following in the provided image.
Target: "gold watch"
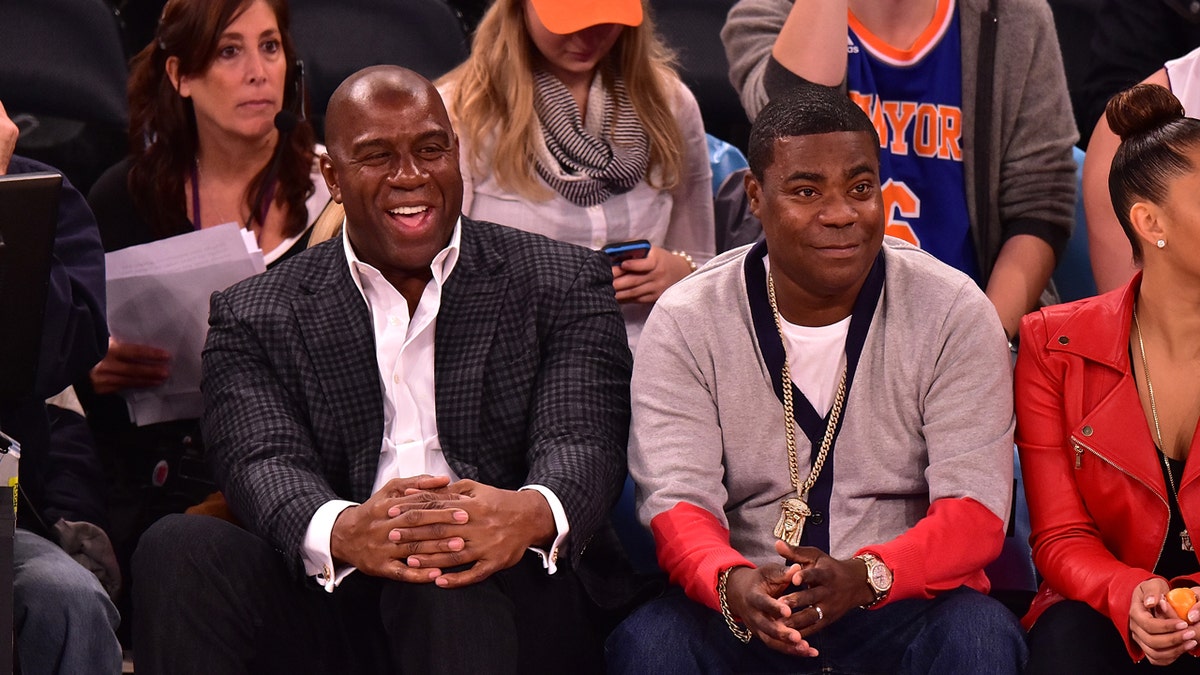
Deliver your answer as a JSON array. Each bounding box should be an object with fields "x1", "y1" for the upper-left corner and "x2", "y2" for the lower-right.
[{"x1": 854, "y1": 553, "x2": 893, "y2": 608}]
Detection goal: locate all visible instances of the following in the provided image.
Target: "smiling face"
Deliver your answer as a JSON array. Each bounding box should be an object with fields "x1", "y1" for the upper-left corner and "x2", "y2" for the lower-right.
[
  {"x1": 746, "y1": 131, "x2": 884, "y2": 323},
  {"x1": 524, "y1": 0, "x2": 623, "y2": 87},
  {"x1": 169, "y1": 0, "x2": 286, "y2": 145},
  {"x1": 321, "y1": 72, "x2": 463, "y2": 285}
]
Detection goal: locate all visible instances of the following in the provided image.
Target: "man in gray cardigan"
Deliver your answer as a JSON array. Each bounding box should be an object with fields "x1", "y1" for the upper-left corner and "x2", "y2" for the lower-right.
[{"x1": 607, "y1": 82, "x2": 1025, "y2": 673}]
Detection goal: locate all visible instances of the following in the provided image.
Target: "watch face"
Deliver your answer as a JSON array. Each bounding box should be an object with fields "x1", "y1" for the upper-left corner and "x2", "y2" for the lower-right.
[{"x1": 869, "y1": 562, "x2": 893, "y2": 591}]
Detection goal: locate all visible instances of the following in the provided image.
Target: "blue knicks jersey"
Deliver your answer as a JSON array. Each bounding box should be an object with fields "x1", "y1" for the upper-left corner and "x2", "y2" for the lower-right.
[{"x1": 846, "y1": 0, "x2": 979, "y2": 281}]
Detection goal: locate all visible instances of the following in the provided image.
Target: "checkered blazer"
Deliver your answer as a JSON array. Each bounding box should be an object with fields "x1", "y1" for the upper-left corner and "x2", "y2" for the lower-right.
[{"x1": 200, "y1": 218, "x2": 633, "y2": 589}]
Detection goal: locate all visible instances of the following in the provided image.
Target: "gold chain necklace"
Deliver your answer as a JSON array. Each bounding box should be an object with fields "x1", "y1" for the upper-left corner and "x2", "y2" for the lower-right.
[
  {"x1": 766, "y1": 272, "x2": 847, "y2": 546},
  {"x1": 1133, "y1": 304, "x2": 1193, "y2": 552}
]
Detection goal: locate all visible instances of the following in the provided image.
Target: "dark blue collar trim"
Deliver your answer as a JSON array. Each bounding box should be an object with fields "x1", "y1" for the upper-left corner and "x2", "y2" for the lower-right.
[{"x1": 744, "y1": 241, "x2": 886, "y2": 551}]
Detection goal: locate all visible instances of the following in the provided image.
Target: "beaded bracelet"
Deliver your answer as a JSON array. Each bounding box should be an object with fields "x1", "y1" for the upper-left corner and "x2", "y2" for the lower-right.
[{"x1": 671, "y1": 250, "x2": 697, "y2": 273}]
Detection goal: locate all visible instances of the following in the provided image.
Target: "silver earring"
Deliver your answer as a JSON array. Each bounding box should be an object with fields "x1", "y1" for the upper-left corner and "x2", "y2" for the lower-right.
[{"x1": 1157, "y1": 239, "x2": 1166, "y2": 249}]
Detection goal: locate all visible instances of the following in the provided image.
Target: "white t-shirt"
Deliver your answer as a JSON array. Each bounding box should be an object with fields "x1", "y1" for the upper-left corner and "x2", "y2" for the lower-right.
[{"x1": 780, "y1": 315, "x2": 850, "y2": 416}]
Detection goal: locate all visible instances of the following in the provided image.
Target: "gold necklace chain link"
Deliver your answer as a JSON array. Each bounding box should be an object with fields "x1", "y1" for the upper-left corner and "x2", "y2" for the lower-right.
[
  {"x1": 1133, "y1": 304, "x2": 1193, "y2": 553},
  {"x1": 766, "y1": 272, "x2": 848, "y2": 498},
  {"x1": 1134, "y1": 305, "x2": 1180, "y2": 498}
]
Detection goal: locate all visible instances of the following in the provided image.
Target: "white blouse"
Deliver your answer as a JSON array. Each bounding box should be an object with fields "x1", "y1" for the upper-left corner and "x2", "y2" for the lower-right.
[
  {"x1": 261, "y1": 143, "x2": 332, "y2": 266},
  {"x1": 440, "y1": 77, "x2": 716, "y2": 352}
]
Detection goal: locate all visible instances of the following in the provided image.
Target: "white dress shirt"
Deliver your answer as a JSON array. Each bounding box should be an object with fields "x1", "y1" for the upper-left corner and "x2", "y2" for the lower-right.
[{"x1": 301, "y1": 219, "x2": 570, "y2": 591}]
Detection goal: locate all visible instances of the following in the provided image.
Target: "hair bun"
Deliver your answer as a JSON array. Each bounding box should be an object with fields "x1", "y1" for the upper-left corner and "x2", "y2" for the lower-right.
[{"x1": 1106, "y1": 84, "x2": 1186, "y2": 141}]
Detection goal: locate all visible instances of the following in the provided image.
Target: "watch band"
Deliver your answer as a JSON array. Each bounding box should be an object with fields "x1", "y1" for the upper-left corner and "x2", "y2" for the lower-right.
[{"x1": 854, "y1": 553, "x2": 892, "y2": 608}]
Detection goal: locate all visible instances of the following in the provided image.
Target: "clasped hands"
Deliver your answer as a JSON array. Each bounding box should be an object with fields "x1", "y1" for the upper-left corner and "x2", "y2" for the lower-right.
[
  {"x1": 725, "y1": 540, "x2": 877, "y2": 657},
  {"x1": 1129, "y1": 578, "x2": 1200, "y2": 665},
  {"x1": 330, "y1": 475, "x2": 555, "y2": 589}
]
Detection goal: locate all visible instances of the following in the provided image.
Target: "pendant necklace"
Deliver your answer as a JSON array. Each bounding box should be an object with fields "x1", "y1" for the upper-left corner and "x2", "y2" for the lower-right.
[
  {"x1": 766, "y1": 272, "x2": 847, "y2": 546},
  {"x1": 1134, "y1": 304, "x2": 1193, "y2": 552}
]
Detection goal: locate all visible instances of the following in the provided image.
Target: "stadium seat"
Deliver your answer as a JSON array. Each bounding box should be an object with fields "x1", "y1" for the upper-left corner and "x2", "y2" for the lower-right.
[
  {"x1": 0, "y1": 0, "x2": 129, "y2": 192},
  {"x1": 1051, "y1": 146, "x2": 1098, "y2": 303},
  {"x1": 1047, "y1": 0, "x2": 1103, "y2": 145},
  {"x1": 288, "y1": 0, "x2": 469, "y2": 140},
  {"x1": 612, "y1": 475, "x2": 659, "y2": 574},
  {"x1": 707, "y1": 133, "x2": 748, "y2": 196},
  {"x1": 650, "y1": 0, "x2": 750, "y2": 151},
  {"x1": 984, "y1": 450, "x2": 1038, "y2": 617}
]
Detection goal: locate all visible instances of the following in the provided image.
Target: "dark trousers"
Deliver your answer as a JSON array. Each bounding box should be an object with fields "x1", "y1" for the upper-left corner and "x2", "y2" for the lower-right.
[
  {"x1": 606, "y1": 586, "x2": 1027, "y2": 674},
  {"x1": 1027, "y1": 599, "x2": 1200, "y2": 674},
  {"x1": 132, "y1": 513, "x2": 604, "y2": 675}
]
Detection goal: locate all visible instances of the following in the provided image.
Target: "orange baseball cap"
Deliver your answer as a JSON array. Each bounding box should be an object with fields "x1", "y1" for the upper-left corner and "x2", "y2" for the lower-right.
[{"x1": 528, "y1": 0, "x2": 644, "y2": 35}]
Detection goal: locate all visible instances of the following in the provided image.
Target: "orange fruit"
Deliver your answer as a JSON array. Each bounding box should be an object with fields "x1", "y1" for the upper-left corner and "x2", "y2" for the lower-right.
[{"x1": 1166, "y1": 588, "x2": 1197, "y2": 620}]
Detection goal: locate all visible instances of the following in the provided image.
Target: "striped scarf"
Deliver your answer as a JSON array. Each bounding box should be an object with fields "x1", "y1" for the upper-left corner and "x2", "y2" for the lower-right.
[{"x1": 532, "y1": 69, "x2": 650, "y2": 207}]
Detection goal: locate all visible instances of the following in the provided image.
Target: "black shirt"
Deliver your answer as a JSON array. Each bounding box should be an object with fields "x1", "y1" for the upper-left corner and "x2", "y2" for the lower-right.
[{"x1": 1154, "y1": 450, "x2": 1199, "y2": 581}]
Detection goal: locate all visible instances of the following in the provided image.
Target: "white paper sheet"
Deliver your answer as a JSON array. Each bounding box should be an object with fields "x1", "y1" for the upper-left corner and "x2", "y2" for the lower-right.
[{"x1": 104, "y1": 223, "x2": 265, "y2": 425}]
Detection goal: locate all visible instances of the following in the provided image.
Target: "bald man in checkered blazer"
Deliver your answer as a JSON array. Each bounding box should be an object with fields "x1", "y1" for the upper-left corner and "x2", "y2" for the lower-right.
[{"x1": 131, "y1": 67, "x2": 636, "y2": 674}]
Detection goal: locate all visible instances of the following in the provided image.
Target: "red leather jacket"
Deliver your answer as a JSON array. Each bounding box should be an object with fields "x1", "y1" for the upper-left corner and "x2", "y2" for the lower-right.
[{"x1": 1015, "y1": 275, "x2": 1200, "y2": 660}]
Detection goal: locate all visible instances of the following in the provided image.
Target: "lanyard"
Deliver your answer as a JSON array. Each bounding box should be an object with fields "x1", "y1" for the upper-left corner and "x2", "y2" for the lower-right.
[{"x1": 189, "y1": 163, "x2": 276, "y2": 230}]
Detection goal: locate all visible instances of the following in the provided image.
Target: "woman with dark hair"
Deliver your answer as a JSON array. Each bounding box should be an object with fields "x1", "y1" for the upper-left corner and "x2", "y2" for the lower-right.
[
  {"x1": 89, "y1": 0, "x2": 329, "y2": 398},
  {"x1": 81, "y1": 0, "x2": 330, "y2": 605},
  {"x1": 91, "y1": 0, "x2": 325, "y2": 260},
  {"x1": 1017, "y1": 83, "x2": 1200, "y2": 673}
]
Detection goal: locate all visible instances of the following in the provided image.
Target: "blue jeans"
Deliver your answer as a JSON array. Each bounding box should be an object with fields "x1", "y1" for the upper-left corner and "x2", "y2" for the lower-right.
[
  {"x1": 14, "y1": 528, "x2": 122, "y2": 675},
  {"x1": 606, "y1": 586, "x2": 1026, "y2": 674}
]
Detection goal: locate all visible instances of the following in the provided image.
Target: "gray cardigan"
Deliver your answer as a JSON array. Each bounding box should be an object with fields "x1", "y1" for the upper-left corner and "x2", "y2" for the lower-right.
[
  {"x1": 629, "y1": 238, "x2": 1014, "y2": 569},
  {"x1": 721, "y1": 0, "x2": 1078, "y2": 284}
]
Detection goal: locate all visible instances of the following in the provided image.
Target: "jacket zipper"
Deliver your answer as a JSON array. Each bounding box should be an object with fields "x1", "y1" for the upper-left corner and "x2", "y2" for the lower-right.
[{"x1": 1071, "y1": 435, "x2": 1170, "y2": 570}]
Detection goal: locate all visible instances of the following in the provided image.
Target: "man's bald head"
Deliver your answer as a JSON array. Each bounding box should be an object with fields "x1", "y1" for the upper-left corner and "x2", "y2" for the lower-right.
[
  {"x1": 317, "y1": 65, "x2": 463, "y2": 288},
  {"x1": 324, "y1": 65, "x2": 454, "y2": 157}
]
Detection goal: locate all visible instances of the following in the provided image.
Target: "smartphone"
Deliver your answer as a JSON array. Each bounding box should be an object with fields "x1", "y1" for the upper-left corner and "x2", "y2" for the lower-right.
[{"x1": 602, "y1": 239, "x2": 652, "y2": 265}]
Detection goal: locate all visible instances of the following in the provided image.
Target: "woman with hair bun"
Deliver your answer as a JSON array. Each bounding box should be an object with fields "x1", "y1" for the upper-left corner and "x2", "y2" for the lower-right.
[
  {"x1": 1085, "y1": 45, "x2": 1200, "y2": 294},
  {"x1": 1016, "y1": 83, "x2": 1200, "y2": 673}
]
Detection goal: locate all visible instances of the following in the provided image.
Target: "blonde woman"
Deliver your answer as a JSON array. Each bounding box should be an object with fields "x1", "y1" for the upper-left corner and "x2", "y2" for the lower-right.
[{"x1": 438, "y1": 0, "x2": 714, "y2": 350}]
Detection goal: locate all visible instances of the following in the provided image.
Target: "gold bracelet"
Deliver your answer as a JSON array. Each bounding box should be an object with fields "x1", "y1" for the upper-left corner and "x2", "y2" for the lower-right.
[
  {"x1": 718, "y1": 567, "x2": 753, "y2": 643},
  {"x1": 671, "y1": 250, "x2": 697, "y2": 273}
]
